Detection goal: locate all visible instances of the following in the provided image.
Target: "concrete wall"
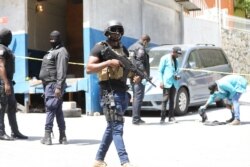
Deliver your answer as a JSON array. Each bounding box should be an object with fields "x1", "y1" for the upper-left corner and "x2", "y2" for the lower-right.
[
  {"x1": 84, "y1": 0, "x2": 184, "y2": 113},
  {"x1": 84, "y1": 0, "x2": 183, "y2": 46},
  {"x1": 0, "y1": 0, "x2": 27, "y2": 86},
  {"x1": 0, "y1": 0, "x2": 27, "y2": 32},
  {"x1": 183, "y1": 16, "x2": 220, "y2": 46},
  {"x1": 222, "y1": 29, "x2": 250, "y2": 81}
]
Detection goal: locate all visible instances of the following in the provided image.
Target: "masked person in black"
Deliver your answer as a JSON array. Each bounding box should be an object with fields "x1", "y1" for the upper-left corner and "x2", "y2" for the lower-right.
[
  {"x1": 128, "y1": 34, "x2": 151, "y2": 125},
  {"x1": 0, "y1": 28, "x2": 28, "y2": 140},
  {"x1": 87, "y1": 20, "x2": 138, "y2": 167},
  {"x1": 39, "y1": 30, "x2": 69, "y2": 145}
]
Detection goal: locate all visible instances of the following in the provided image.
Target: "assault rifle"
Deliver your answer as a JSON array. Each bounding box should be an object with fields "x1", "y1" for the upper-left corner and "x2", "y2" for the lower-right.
[{"x1": 101, "y1": 46, "x2": 156, "y2": 87}]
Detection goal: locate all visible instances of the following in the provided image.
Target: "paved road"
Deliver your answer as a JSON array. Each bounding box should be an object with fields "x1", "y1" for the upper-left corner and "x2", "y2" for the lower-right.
[{"x1": 1, "y1": 102, "x2": 250, "y2": 167}]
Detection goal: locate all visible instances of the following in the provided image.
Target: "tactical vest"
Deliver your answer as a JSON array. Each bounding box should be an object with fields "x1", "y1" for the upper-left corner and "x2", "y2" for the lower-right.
[{"x1": 98, "y1": 44, "x2": 125, "y2": 81}]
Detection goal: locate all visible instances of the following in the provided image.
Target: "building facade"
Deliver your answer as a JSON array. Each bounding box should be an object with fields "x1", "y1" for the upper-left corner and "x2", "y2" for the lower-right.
[{"x1": 0, "y1": 0, "x2": 186, "y2": 113}]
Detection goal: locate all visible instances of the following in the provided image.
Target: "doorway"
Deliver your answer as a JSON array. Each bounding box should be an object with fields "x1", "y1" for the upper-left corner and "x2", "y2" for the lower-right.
[{"x1": 18, "y1": 0, "x2": 84, "y2": 112}]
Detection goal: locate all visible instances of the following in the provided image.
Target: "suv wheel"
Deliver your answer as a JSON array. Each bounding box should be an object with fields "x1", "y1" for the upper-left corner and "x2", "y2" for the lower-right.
[{"x1": 175, "y1": 87, "x2": 189, "y2": 116}]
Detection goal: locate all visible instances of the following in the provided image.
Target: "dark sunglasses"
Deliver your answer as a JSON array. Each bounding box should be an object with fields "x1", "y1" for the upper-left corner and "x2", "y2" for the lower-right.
[{"x1": 109, "y1": 26, "x2": 124, "y2": 33}]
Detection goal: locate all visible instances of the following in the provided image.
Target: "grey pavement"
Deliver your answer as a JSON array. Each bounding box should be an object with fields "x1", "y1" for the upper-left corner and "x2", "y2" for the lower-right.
[{"x1": 1, "y1": 86, "x2": 250, "y2": 167}]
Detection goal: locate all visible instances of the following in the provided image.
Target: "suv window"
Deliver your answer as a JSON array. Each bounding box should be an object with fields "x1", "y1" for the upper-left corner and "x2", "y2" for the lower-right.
[
  {"x1": 187, "y1": 50, "x2": 203, "y2": 68},
  {"x1": 198, "y1": 49, "x2": 228, "y2": 68},
  {"x1": 148, "y1": 50, "x2": 169, "y2": 67},
  {"x1": 148, "y1": 50, "x2": 185, "y2": 68}
]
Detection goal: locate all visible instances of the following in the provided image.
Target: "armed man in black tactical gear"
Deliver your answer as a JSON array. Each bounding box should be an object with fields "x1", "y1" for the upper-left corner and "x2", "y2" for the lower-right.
[
  {"x1": 0, "y1": 28, "x2": 28, "y2": 140},
  {"x1": 87, "y1": 20, "x2": 138, "y2": 167},
  {"x1": 128, "y1": 34, "x2": 151, "y2": 125},
  {"x1": 39, "y1": 30, "x2": 69, "y2": 145}
]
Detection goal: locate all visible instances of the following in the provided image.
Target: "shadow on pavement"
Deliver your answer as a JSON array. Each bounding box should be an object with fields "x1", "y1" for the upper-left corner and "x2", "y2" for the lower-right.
[
  {"x1": 25, "y1": 137, "x2": 101, "y2": 146},
  {"x1": 26, "y1": 136, "x2": 43, "y2": 141},
  {"x1": 239, "y1": 121, "x2": 250, "y2": 125},
  {"x1": 68, "y1": 139, "x2": 100, "y2": 145}
]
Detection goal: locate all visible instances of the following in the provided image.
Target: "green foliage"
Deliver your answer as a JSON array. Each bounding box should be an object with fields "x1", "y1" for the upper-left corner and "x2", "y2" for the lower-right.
[
  {"x1": 234, "y1": 0, "x2": 250, "y2": 18},
  {"x1": 234, "y1": 9, "x2": 246, "y2": 17}
]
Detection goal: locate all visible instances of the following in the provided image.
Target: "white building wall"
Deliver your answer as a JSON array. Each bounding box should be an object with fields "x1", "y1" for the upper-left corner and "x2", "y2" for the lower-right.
[
  {"x1": 0, "y1": 0, "x2": 27, "y2": 33},
  {"x1": 84, "y1": 0, "x2": 184, "y2": 45},
  {"x1": 183, "y1": 16, "x2": 220, "y2": 46}
]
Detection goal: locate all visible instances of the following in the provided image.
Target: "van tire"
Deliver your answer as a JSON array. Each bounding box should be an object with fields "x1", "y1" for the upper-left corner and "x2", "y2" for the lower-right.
[{"x1": 175, "y1": 87, "x2": 189, "y2": 116}]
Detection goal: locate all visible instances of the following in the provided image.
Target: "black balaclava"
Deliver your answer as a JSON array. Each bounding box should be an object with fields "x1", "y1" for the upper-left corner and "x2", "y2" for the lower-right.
[
  {"x1": 0, "y1": 28, "x2": 12, "y2": 47},
  {"x1": 50, "y1": 30, "x2": 61, "y2": 48}
]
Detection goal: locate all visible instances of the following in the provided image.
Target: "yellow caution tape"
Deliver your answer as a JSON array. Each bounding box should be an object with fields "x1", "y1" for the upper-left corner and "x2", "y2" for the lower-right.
[
  {"x1": 15, "y1": 56, "x2": 250, "y2": 77},
  {"x1": 180, "y1": 68, "x2": 250, "y2": 77},
  {"x1": 151, "y1": 66, "x2": 250, "y2": 77},
  {"x1": 15, "y1": 56, "x2": 86, "y2": 66}
]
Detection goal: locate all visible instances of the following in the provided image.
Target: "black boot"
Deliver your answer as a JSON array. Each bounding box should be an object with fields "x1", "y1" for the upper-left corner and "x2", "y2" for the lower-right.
[
  {"x1": 11, "y1": 131, "x2": 28, "y2": 139},
  {"x1": 198, "y1": 108, "x2": 208, "y2": 123},
  {"x1": 59, "y1": 130, "x2": 67, "y2": 144},
  {"x1": 41, "y1": 130, "x2": 52, "y2": 145},
  {"x1": 8, "y1": 110, "x2": 28, "y2": 139}
]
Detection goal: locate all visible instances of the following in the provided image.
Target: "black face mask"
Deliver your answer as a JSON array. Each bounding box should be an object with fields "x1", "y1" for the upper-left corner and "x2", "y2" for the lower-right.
[
  {"x1": 49, "y1": 31, "x2": 61, "y2": 48},
  {"x1": 0, "y1": 28, "x2": 12, "y2": 47}
]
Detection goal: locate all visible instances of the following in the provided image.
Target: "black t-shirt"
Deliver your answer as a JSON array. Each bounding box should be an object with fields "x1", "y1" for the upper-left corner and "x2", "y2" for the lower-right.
[{"x1": 90, "y1": 42, "x2": 129, "y2": 92}]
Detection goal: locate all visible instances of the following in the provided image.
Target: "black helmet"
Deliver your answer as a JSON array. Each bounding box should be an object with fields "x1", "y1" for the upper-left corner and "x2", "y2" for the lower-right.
[
  {"x1": 0, "y1": 28, "x2": 12, "y2": 46},
  {"x1": 104, "y1": 20, "x2": 124, "y2": 37}
]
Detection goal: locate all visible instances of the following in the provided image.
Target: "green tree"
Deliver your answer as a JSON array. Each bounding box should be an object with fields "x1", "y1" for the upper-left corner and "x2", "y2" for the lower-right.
[{"x1": 234, "y1": 0, "x2": 250, "y2": 18}]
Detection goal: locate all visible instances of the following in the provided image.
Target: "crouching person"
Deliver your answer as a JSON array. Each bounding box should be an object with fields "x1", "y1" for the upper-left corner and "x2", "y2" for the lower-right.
[{"x1": 198, "y1": 74, "x2": 248, "y2": 125}]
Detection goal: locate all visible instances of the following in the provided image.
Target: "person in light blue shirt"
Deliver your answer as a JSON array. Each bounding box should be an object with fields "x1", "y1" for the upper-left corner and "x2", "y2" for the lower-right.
[
  {"x1": 199, "y1": 75, "x2": 248, "y2": 125},
  {"x1": 158, "y1": 46, "x2": 181, "y2": 123}
]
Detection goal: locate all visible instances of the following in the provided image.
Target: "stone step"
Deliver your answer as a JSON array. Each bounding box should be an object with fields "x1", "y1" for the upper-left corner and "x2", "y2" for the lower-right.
[
  {"x1": 62, "y1": 101, "x2": 77, "y2": 110},
  {"x1": 63, "y1": 108, "x2": 82, "y2": 117}
]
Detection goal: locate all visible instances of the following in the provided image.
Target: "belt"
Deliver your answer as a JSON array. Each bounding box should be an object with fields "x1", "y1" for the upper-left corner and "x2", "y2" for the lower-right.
[{"x1": 43, "y1": 81, "x2": 56, "y2": 85}]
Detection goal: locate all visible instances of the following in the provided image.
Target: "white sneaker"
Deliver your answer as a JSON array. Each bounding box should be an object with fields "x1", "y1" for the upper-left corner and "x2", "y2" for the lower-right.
[
  {"x1": 230, "y1": 119, "x2": 241, "y2": 125},
  {"x1": 122, "y1": 162, "x2": 136, "y2": 167},
  {"x1": 93, "y1": 160, "x2": 107, "y2": 167}
]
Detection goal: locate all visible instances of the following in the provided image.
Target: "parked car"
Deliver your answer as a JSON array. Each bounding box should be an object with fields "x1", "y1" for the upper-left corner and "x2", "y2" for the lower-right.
[{"x1": 128, "y1": 44, "x2": 233, "y2": 116}]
